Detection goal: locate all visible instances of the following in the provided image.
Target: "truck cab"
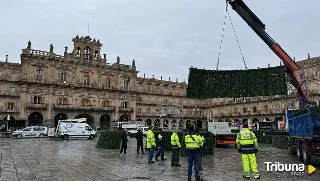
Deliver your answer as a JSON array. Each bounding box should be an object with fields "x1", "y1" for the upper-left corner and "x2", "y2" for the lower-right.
[{"x1": 128, "y1": 126, "x2": 148, "y2": 138}]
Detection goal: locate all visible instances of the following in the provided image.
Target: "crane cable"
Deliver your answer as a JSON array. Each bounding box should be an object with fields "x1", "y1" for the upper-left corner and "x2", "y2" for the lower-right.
[
  {"x1": 227, "y1": 6, "x2": 247, "y2": 70},
  {"x1": 216, "y1": 4, "x2": 228, "y2": 70},
  {"x1": 216, "y1": 3, "x2": 247, "y2": 70}
]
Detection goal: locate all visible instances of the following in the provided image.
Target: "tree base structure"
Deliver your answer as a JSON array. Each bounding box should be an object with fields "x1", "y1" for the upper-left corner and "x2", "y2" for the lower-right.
[{"x1": 96, "y1": 130, "x2": 121, "y2": 149}]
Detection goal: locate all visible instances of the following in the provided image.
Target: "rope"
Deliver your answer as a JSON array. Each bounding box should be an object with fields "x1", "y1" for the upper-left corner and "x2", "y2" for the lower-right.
[
  {"x1": 216, "y1": 4, "x2": 228, "y2": 70},
  {"x1": 227, "y1": 8, "x2": 247, "y2": 69}
]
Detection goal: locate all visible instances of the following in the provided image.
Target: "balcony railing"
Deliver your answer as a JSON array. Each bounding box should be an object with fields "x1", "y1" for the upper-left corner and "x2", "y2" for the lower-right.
[
  {"x1": 0, "y1": 107, "x2": 19, "y2": 113},
  {"x1": 0, "y1": 91, "x2": 19, "y2": 97},
  {"x1": 118, "y1": 107, "x2": 133, "y2": 112},
  {"x1": 92, "y1": 106, "x2": 115, "y2": 111},
  {"x1": 26, "y1": 103, "x2": 47, "y2": 109},
  {"x1": 53, "y1": 104, "x2": 115, "y2": 111}
]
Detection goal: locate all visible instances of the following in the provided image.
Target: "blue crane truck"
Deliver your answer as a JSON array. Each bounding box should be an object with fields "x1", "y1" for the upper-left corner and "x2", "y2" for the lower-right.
[
  {"x1": 286, "y1": 87, "x2": 320, "y2": 164},
  {"x1": 227, "y1": 0, "x2": 320, "y2": 164}
]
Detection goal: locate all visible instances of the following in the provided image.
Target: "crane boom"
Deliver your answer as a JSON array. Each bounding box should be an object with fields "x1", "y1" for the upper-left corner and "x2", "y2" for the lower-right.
[{"x1": 226, "y1": 0, "x2": 308, "y2": 108}]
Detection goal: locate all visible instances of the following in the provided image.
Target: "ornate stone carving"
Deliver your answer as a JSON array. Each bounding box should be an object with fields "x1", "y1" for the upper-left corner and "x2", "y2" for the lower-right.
[{"x1": 31, "y1": 62, "x2": 49, "y2": 68}]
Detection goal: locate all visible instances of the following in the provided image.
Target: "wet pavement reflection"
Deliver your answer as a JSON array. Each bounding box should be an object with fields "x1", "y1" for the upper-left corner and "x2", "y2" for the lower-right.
[{"x1": 0, "y1": 137, "x2": 319, "y2": 181}]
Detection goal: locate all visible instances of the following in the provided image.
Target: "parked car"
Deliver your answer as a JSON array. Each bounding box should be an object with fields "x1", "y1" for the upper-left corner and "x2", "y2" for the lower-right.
[{"x1": 12, "y1": 126, "x2": 48, "y2": 138}]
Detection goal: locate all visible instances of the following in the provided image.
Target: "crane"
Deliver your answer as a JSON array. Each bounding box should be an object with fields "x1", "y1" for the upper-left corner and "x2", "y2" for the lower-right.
[{"x1": 226, "y1": 0, "x2": 308, "y2": 108}]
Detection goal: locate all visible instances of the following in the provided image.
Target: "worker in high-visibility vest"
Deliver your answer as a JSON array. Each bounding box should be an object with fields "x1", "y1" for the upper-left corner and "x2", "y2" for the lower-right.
[
  {"x1": 236, "y1": 123, "x2": 260, "y2": 179},
  {"x1": 147, "y1": 126, "x2": 156, "y2": 164},
  {"x1": 155, "y1": 128, "x2": 166, "y2": 161},
  {"x1": 171, "y1": 129, "x2": 181, "y2": 167},
  {"x1": 184, "y1": 125, "x2": 203, "y2": 181},
  {"x1": 195, "y1": 128, "x2": 205, "y2": 170}
]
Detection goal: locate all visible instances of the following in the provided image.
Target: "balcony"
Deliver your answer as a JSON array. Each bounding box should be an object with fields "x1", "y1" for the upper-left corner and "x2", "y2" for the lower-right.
[
  {"x1": 26, "y1": 103, "x2": 47, "y2": 109},
  {"x1": 118, "y1": 107, "x2": 133, "y2": 112},
  {"x1": 53, "y1": 104, "x2": 69, "y2": 109},
  {"x1": 0, "y1": 107, "x2": 19, "y2": 113},
  {"x1": 92, "y1": 106, "x2": 115, "y2": 111},
  {"x1": 53, "y1": 104, "x2": 115, "y2": 111},
  {"x1": 137, "y1": 112, "x2": 158, "y2": 117},
  {"x1": 137, "y1": 101, "x2": 157, "y2": 105},
  {"x1": 0, "y1": 91, "x2": 19, "y2": 97}
]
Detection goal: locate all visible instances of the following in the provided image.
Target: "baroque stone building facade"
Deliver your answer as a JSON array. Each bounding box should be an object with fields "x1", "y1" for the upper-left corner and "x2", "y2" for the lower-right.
[{"x1": 0, "y1": 36, "x2": 318, "y2": 130}]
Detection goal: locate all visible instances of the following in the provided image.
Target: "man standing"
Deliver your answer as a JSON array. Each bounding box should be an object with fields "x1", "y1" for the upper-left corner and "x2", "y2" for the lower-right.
[
  {"x1": 184, "y1": 125, "x2": 203, "y2": 181},
  {"x1": 147, "y1": 126, "x2": 156, "y2": 163},
  {"x1": 195, "y1": 128, "x2": 204, "y2": 170},
  {"x1": 136, "y1": 128, "x2": 145, "y2": 154},
  {"x1": 120, "y1": 129, "x2": 128, "y2": 155},
  {"x1": 155, "y1": 129, "x2": 166, "y2": 161},
  {"x1": 171, "y1": 129, "x2": 181, "y2": 167},
  {"x1": 236, "y1": 123, "x2": 260, "y2": 179}
]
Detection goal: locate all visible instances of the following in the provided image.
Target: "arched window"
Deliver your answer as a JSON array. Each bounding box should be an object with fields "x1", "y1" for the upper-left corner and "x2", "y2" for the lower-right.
[
  {"x1": 94, "y1": 50, "x2": 98, "y2": 60},
  {"x1": 76, "y1": 47, "x2": 81, "y2": 57},
  {"x1": 106, "y1": 77, "x2": 111, "y2": 88}
]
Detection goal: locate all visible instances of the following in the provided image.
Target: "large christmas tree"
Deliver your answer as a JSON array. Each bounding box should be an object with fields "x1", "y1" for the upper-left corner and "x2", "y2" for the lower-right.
[{"x1": 186, "y1": 66, "x2": 287, "y2": 98}]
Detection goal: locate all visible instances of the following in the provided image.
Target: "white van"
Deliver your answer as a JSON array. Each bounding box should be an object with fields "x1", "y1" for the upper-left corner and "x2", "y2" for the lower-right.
[
  {"x1": 55, "y1": 118, "x2": 96, "y2": 140},
  {"x1": 12, "y1": 126, "x2": 48, "y2": 138}
]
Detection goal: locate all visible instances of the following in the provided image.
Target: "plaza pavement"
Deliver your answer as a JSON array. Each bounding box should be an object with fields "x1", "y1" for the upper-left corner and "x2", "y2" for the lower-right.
[{"x1": 0, "y1": 138, "x2": 319, "y2": 181}]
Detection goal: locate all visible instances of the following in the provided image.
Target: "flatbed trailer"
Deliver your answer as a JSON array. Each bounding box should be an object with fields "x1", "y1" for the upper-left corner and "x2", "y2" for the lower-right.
[
  {"x1": 214, "y1": 134, "x2": 237, "y2": 148},
  {"x1": 208, "y1": 122, "x2": 238, "y2": 147},
  {"x1": 231, "y1": 129, "x2": 289, "y2": 136}
]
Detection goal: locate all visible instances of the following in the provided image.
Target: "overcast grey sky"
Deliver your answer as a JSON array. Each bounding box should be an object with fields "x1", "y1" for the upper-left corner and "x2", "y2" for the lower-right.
[{"x1": 0, "y1": 0, "x2": 319, "y2": 82}]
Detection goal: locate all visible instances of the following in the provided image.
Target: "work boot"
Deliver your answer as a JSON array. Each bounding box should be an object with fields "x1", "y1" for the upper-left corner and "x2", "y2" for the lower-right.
[
  {"x1": 255, "y1": 176, "x2": 260, "y2": 179},
  {"x1": 199, "y1": 167, "x2": 203, "y2": 170},
  {"x1": 243, "y1": 175, "x2": 250, "y2": 179},
  {"x1": 148, "y1": 160, "x2": 155, "y2": 164},
  {"x1": 142, "y1": 152, "x2": 145, "y2": 154},
  {"x1": 196, "y1": 177, "x2": 203, "y2": 181},
  {"x1": 175, "y1": 164, "x2": 181, "y2": 167},
  {"x1": 161, "y1": 158, "x2": 166, "y2": 161},
  {"x1": 155, "y1": 158, "x2": 159, "y2": 161},
  {"x1": 171, "y1": 163, "x2": 175, "y2": 166},
  {"x1": 188, "y1": 178, "x2": 191, "y2": 181},
  {"x1": 137, "y1": 152, "x2": 140, "y2": 154}
]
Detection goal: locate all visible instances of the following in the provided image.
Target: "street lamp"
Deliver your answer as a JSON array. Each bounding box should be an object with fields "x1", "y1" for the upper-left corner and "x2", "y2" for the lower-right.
[{"x1": 193, "y1": 107, "x2": 200, "y2": 127}]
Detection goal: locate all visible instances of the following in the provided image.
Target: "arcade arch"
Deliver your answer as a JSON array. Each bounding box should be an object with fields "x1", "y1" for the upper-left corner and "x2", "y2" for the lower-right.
[
  {"x1": 100, "y1": 114, "x2": 111, "y2": 130},
  {"x1": 75, "y1": 114, "x2": 94, "y2": 129},
  {"x1": 28, "y1": 112, "x2": 43, "y2": 126},
  {"x1": 54, "y1": 113, "x2": 68, "y2": 127}
]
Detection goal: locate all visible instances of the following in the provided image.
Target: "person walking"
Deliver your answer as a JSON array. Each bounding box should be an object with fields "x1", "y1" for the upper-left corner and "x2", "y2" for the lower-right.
[
  {"x1": 236, "y1": 122, "x2": 260, "y2": 179},
  {"x1": 136, "y1": 128, "x2": 145, "y2": 154},
  {"x1": 147, "y1": 126, "x2": 156, "y2": 163},
  {"x1": 184, "y1": 125, "x2": 203, "y2": 181},
  {"x1": 155, "y1": 128, "x2": 166, "y2": 161},
  {"x1": 195, "y1": 128, "x2": 204, "y2": 170},
  {"x1": 171, "y1": 128, "x2": 181, "y2": 167},
  {"x1": 120, "y1": 129, "x2": 128, "y2": 155}
]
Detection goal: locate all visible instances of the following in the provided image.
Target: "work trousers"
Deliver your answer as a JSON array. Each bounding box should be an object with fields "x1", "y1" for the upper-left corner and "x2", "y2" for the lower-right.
[
  {"x1": 199, "y1": 148, "x2": 203, "y2": 169},
  {"x1": 171, "y1": 148, "x2": 180, "y2": 165},
  {"x1": 148, "y1": 148, "x2": 154, "y2": 161},
  {"x1": 137, "y1": 142, "x2": 144, "y2": 153},
  {"x1": 242, "y1": 153, "x2": 259, "y2": 178},
  {"x1": 187, "y1": 149, "x2": 200, "y2": 180},
  {"x1": 120, "y1": 142, "x2": 127, "y2": 154},
  {"x1": 155, "y1": 146, "x2": 165, "y2": 160}
]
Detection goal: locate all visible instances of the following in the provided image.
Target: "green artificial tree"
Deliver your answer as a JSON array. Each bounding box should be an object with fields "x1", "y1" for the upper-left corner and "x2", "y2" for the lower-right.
[{"x1": 187, "y1": 66, "x2": 287, "y2": 98}]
